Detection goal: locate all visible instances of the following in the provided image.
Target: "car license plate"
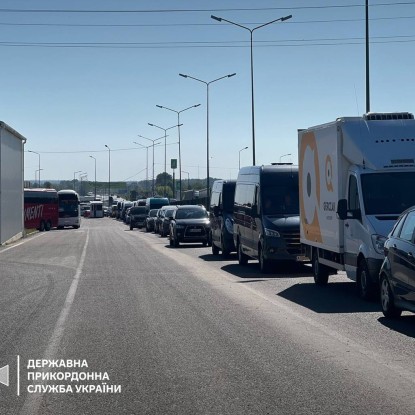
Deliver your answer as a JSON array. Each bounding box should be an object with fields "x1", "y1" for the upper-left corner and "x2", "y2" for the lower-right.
[{"x1": 189, "y1": 228, "x2": 201, "y2": 233}]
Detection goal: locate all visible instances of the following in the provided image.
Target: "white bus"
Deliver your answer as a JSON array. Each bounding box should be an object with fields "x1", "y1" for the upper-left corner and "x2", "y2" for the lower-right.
[
  {"x1": 57, "y1": 189, "x2": 81, "y2": 229},
  {"x1": 90, "y1": 200, "x2": 104, "y2": 218}
]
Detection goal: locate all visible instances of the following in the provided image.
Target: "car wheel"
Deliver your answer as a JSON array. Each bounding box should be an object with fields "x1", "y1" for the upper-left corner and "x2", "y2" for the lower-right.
[
  {"x1": 212, "y1": 243, "x2": 220, "y2": 255},
  {"x1": 259, "y1": 245, "x2": 271, "y2": 274},
  {"x1": 312, "y1": 249, "x2": 329, "y2": 285},
  {"x1": 238, "y1": 240, "x2": 248, "y2": 265},
  {"x1": 174, "y1": 236, "x2": 179, "y2": 247},
  {"x1": 380, "y1": 274, "x2": 402, "y2": 318},
  {"x1": 357, "y1": 259, "x2": 376, "y2": 300},
  {"x1": 202, "y1": 241, "x2": 207, "y2": 247},
  {"x1": 169, "y1": 236, "x2": 173, "y2": 247}
]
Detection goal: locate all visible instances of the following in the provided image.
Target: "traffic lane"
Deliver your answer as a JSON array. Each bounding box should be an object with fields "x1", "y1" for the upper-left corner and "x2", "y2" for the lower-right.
[
  {"x1": 0, "y1": 228, "x2": 88, "y2": 414},
  {"x1": 36, "y1": 220, "x2": 415, "y2": 414},
  {"x1": 168, "y1": 238, "x2": 415, "y2": 377}
]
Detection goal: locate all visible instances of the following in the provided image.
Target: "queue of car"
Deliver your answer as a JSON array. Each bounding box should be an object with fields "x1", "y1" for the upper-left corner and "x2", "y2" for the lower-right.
[{"x1": 110, "y1": 185, "x2": 415, "y2": 320}]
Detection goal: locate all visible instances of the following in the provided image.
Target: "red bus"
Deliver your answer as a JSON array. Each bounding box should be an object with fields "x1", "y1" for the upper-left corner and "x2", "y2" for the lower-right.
[{"x1": 24, "y1": 188, "x2": 59, "y2": 231}]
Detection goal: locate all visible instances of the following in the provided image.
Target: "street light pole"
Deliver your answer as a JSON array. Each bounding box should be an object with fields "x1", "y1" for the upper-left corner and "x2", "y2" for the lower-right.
[
  {"x1": 89, "y1": 155, "x2": 97, "y2": 199},
  {"x1": 238, "y1": 146, "x2": 248, "y2": 170},
  {"x1": 28, "y1": 150, "x2": 41, "y2": 187},
  {"x1": 137, "y1": 135, "x2": 163, "y2": 196},
  {"x1": 156, "y1": 104, "x2": 200, "y2": 201},
  {"x1": 179, "y1": 72, "x2": 236, "y2": 201},
  {"x1": 211, "y1": 14, "x2": 292, "y2": 166},
  {"x1": 104, "y1": 145, "x2": 111, "y2": 207},
  {"x1": 133, "y1": 141, "x2": 149, "y2": 196},
  {"x1": 181, "y1": 170, "x2": 190, "y2": 190},
  {"x1": 279, "y1": 153, "x2": 292, "y2": 163},
  {"x1": 148, "y1": 123, "x2": 182, "y2": 197},
  {"x1": 73, "y1": 170, "x2": 82, "y2": 192}
]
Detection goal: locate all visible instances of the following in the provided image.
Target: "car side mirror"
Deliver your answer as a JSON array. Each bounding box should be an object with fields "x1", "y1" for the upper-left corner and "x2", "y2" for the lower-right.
[
  {"x1": 337, "y1": 199, "x2": 348, "y2": 220},
  {"x1": 337, "y1": 199, "x2": 362, "y2": 221}
]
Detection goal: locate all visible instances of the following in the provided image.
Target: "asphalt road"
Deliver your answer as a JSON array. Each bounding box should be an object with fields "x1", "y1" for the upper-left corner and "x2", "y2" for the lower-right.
[{"x1": 1, "y1": 217, "x2": 414, "y2": 415}]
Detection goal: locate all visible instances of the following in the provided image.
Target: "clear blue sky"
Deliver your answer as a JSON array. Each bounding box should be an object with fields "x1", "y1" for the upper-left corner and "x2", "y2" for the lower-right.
[{"x1": 1, "y1": 0, "x2": 414, "y2": 184}]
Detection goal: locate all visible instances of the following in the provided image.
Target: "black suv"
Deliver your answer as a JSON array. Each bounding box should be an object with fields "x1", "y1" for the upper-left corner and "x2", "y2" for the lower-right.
[
  {"x1": 169, "y1": 205, "x2": 211, "y2": 247},
  {"x1": 129, "y1": 206, "x2": 147, "y2": 230}
]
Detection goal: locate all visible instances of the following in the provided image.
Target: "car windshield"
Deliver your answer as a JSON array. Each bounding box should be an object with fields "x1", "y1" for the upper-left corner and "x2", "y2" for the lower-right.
[
  {"x1": 361, "y1": 172, "x2": 415, "y2": 215},
  {"x1": 175, "y1": 208, "x2": 208, "y2": 219},
  {"x1": 165, "y1": 209, "x2": 175, "y2": 217},
  {"x1": 261, "y1": 185, "x2": 299, "y2": 216},
  {"x1": 130, "y1": 207, "x2": 146, "y2": 214},
  {"x1": 149, "y1": 209, "x2": 158, "y2": 217}
]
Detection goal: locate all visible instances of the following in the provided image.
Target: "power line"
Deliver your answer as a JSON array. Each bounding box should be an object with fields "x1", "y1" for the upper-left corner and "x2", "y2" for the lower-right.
[
  {"x1": 1, "y1": 15, "x2": 415, "y2": 28},
  {"x1": 1, "y1": 3, "x2": 415, "y2": 13},
  {"x1": 2, "y1": 35, "x2": 415, "y2": 49}
]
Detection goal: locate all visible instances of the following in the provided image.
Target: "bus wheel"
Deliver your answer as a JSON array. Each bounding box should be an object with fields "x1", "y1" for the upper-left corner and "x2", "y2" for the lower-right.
[
  {"x1": 45, "y1": 221, "x2": 52, "y2": 231},
  {"x1": 39, "y1": 221, "x2": 45, "y2": 232}
]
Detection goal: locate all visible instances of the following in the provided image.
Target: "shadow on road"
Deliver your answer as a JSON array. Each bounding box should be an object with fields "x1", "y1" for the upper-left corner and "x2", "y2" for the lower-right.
[
  {"x1": 378, "y1": 315, "x2": 415, "y2": 338},
  {"x1": 277, "y1": 281, "x2": 380, "y2": 314},
  {"x1": 220, "y1": 262, "x2": 312, "y2": 280}
]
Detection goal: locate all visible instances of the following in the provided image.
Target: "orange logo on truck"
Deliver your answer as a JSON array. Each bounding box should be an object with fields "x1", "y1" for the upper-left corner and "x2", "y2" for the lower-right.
[{"x1": 299, "y1": 132, "x2": 323, "y2": 243}]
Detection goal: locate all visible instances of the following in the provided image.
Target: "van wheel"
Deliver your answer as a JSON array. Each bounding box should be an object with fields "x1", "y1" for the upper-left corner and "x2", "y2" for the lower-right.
[
  {"x1": 212, "y1": 243, "x2": 219, "y2": 255},
  {"x1": 357, "y1": 259, "x2": 376, "y2": 300},
  {"x1": 259, "y1": 245, "x2": 271, "y2": 273},
  {"x1": 39, "y1": 221, "x2": 45, "y2": 232},
  {"x1": 380, "y1": 274, "x2": 402, "y2": 318},
  {"x1": 313, "y1": 249, "x2": 329, "y2": 285},
  {"x1": 45, "y1": 221, "x2": 52, "y2": 231},
  {"x1": 238, "y1": 240, "x2": 248, "y2": 265}
]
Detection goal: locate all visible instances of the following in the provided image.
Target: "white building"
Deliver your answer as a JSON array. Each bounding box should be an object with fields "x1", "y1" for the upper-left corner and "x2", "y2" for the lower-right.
[{"x1": 0, "y1": 122, "x2": 27, "y2": 245}]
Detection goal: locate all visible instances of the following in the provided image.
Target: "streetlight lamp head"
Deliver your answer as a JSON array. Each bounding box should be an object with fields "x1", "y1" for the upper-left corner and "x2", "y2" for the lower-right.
[
  {"x1": 156, "y1": 105, "x2": 163, "y2": 109},
  {"x1": 148, "y1": 123, "x2": 154, "y2": 127},
  {"x1": 282, "y1": 15, "x2": 292, "y2": 21},
  {"x1": 228, "y1": 73, "x2": 237, "y2": 78},
  {"x1": 211, "y1": 15, "x2": 222, "y2": 22},
  {"x1": 179, "y1": 73, "x2": 187, "y2": 78},
  {"x1": 194, "y1": 104, "x2": 201, "y2": 108}
]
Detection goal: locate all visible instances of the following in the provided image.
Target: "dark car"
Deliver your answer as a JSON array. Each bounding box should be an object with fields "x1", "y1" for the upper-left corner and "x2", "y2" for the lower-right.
[
  {"x1": 379, "y1": 206, "x2": 415, "y2": 318},
  {"x1": 145, "y1": 209, "x2": 158, "y2": 232},
  {"x1": 129, "y1": 206, "x2": 148, "y2": 230},
  {"x1": 169, "y1": 205, "x2": 211, "y2": 247},
  {"x1": 159, "y1": 206, "x2": 178, "y2": 237},
  {"x1": 154, "y1": 206, "x2": 169, "y2": 234}
]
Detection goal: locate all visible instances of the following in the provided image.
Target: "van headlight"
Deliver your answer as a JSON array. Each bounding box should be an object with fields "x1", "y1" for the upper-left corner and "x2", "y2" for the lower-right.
[
  {"x1": 371, "y1": 234, "x2": 387, "y2": 254},
  {"x1": 225, "y1": 218, "x2": 233, "y2": 234},
  {"x1": 264, "y1": 228, "x2": 280, "y2": 238}
]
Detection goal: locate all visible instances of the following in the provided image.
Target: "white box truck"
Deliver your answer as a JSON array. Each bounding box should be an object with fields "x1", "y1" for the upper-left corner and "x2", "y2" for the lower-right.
[{"x1": 298, "y1": 112, "x2": 415, "y2": 299}]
